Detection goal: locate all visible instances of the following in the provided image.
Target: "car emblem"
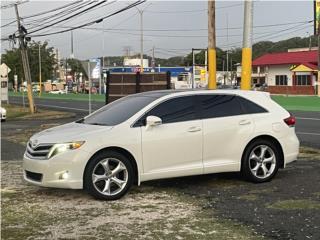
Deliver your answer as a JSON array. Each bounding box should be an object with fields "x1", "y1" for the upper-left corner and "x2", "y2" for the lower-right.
[{"x1": 31, "y1": 140, "x2": 38, "y2": 148}]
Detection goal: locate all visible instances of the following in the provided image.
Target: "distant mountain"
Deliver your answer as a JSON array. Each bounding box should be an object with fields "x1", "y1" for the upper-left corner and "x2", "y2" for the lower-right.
[{"x1": 102, "y1": 35, "x2": 318, "y2": 71}]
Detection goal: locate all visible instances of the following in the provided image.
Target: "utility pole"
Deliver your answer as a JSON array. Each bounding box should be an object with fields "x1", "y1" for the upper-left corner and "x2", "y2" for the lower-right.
[
  {"x1": 38, "y1": 43, "x2": 42, "y2": 96},
  {"x1": 133, "y1": 3, "x2": 152, "y2": 72},
  {"x1": 87, "y1": 62, "x2": 92, "y2": 114},
  {"x1": 152, "y1": 46, "x2": 155, "y2": 69},
  {"x1": 241, "y1": 0, "x2": 253, "y2": 90},
  {"x1": 139, "y1": 9, "x2": 144, "y2": 72},
  {"x1": 70, "y1": 31, "x2": 74, "y2": 59},
  {"x1": 317, "y1": 19, "x2": 320, "y2": 96},
  {"x1": 208, "y1": 0, "x2": 217, "y2": 89},
  {"x1": 15, "y1": 4, "x2": 35, "y2": 113}
]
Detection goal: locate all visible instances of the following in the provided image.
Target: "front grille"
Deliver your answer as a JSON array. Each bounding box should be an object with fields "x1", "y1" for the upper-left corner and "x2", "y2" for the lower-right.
[
  {"x1": 25, "y1": 170, "x2": 43, "y2": 182},
  {"x1": 26, "y1": 141, "x2": 53, "y2": 160}
]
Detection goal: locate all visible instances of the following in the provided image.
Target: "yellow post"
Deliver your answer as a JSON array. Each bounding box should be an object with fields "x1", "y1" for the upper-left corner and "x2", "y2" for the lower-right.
[
  {"x1": 208, "y1": 0, "x2": 216, "y2": 90},
  {"x1": 208, "y1": 48, "x2": 217, "y2": 89},
  {"x1": 241, "y1": 48, "x2": 252, "y2": 90},
  {"x1": 240, "y1": 0, "x2": 253, "y2": 90}
]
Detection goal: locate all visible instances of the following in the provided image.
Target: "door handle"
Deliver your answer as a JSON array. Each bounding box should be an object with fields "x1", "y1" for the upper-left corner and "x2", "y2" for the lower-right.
[
  {"x1": 239, "y1": 119, "x2": 251, "y2": 125},
  {"x1": 187, "y1": 126, "x2": 201, "y2": 132}
]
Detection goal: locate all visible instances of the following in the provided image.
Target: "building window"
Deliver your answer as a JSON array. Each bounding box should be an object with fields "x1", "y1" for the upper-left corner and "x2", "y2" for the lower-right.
[
  {"x1": 252, "y1": 66, "x2": 258, "y2": 74},
  {"x1": 275, "y1": 75, "x2": 288, "y2": 85},
  {"x1": 295, "y1": 75, "x2": 310, "y2": 86}
]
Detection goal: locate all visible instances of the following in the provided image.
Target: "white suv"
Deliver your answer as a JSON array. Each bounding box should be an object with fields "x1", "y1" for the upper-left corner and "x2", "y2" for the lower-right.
[{"x1": 23, "y1": 90, "x2": 299, "y2": 200}]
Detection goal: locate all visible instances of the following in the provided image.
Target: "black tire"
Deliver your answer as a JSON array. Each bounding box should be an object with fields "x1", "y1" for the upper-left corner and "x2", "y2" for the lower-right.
[
  {"x1": 84, "y1": 150, "x2": 134, "y2": 200},
  {"x1": 241, "y1": 139, "x2": 280, "y2": 183}
]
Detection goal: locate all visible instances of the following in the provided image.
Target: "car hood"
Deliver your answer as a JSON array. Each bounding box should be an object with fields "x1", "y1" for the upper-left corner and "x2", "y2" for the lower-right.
[{"x1": 30, "y1": 122, "x2": 113, "y2": 144}]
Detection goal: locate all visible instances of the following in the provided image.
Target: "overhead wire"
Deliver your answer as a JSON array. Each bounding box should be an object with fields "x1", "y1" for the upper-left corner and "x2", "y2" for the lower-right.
[
  {"x1": 1, "y1": 1, "x2": 83, "y2": 28},
  {"x1": 27, "y1": 1, "x2": 146, "y2": 38},
  {"x1": 26, "y1": 1, "x2": 118, "y2": 35},
  {"x1": 27, "y1": 1, "x2": 108, "y2": 35}
]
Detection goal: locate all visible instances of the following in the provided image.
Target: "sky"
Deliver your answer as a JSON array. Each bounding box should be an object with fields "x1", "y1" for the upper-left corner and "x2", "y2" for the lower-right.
[{"x1": 0, "y1": 0, "x2": 315, "y2": 60}]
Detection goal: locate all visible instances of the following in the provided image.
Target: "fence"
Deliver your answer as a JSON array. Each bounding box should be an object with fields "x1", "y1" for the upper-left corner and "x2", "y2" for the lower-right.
[{"x1": 105, "y1": 71, "x2": 171, "y2": 103}]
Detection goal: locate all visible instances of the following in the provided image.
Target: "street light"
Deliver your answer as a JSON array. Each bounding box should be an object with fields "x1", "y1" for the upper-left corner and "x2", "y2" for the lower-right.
[
  {"x1": 38, "y1": 39, "x2": 50, "y2": 97},
  {"x1": 130, "y1": 3, "x2": 152, "y2": 72}
]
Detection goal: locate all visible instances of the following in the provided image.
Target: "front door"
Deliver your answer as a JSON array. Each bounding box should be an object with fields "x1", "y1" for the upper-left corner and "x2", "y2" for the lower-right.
[{"x1": 140, "y1": 96, "x2": 203, "y2": 181}]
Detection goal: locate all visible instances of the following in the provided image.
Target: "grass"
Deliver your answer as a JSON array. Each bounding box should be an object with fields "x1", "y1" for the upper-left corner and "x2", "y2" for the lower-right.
[
  {"x1": 271, "y1": 95, "x2": 320, "y2": 112},
  {"x1": 2, "y1": 104, "x2": 30, "y2": 119},
  {"x1": 9, "y1": 91, "x2": 105, "y2": 102},
  {"x1": 267, "y1": 199, "x2": 320, "y2": 210},
  {"x1": 1, "y1": 104, "x2": 75, "y2": 121}
]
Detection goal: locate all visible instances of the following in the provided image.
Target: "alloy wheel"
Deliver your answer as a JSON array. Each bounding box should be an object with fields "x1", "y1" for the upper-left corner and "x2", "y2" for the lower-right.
[
  {"x1": 249, "y1": 145, "x2": 276, "y2": 179},
  {"x1": 92, "y1": 158, "x2": 128, "y2": 196}
]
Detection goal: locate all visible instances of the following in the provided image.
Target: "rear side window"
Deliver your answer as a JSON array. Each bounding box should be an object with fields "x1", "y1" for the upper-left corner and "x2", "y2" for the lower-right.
[
  {"x1": 238, "y1": 97, "x2": 268, "y2": 114},
  {"x1": 198, "y1": 94, "x2": 243, "y2": 119},
  {"x1": 137, "y1": 96, "x2": 197, "y2": 125}
]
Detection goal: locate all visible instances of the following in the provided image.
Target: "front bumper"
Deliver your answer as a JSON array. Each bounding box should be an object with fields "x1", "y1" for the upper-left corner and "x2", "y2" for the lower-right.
[{"x1": 23, "y1": 149, "x2": 92, "y2": 189}]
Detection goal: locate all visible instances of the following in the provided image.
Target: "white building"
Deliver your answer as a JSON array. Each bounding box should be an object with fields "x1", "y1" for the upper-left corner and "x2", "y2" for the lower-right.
[
  {"x1": 237, "y1": 48, "x2": 318, "y2": 95},
  {"x1": 123, "y1": 58, "x2": 149, "y2": 68}
]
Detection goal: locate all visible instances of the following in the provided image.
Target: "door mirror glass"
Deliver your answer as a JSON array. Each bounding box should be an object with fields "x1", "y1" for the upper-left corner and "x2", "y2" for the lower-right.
[{"x1": 146, "y1": 116, "x2": 162, "y2": 127}]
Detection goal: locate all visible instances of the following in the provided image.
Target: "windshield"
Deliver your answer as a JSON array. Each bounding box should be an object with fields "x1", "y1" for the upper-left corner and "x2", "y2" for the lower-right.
[{"x1": 82, "y1": 95, "x2": 156, "y2": 126}]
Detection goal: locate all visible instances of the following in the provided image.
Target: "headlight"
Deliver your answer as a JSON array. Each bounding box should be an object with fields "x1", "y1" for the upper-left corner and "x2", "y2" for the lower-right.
[{"x1": 47, "y1": 141, "x2": 85, "y2": 159}]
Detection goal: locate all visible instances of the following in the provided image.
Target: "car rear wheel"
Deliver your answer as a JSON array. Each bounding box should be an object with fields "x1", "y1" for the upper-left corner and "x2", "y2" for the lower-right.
[
  {"x1": 242, "y1": 139, "x2": 280, "y2": 183},
  {"x1": 84, "y1": 151, "x2": 133, "y2": 200}
]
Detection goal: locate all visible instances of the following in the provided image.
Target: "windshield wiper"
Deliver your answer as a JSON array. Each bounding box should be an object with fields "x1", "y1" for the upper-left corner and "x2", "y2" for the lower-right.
[
  {"x1": 89, "y1": 123, "x2": 108, "y2": 126},
  {"x1": 75, "y1": 118, "x2": 84, "y2": 123}
]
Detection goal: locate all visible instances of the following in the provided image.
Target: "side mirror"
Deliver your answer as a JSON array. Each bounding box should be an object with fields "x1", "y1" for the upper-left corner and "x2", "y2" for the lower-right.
[{"x1": 146, "y1": 116, "x2": 162, "y2": 129}]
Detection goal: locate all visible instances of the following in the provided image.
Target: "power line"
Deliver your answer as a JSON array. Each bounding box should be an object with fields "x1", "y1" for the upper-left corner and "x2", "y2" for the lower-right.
[
  {"x1": 25, "y1": 1, "x2": 93, "y2": 29},
  {"x1": 27, "y1": 1, "x2": 108, "y2": 35},
  {"x1": 1, "y1": 1, "x2": 83, "y2": 28},
  {"x1": 219, "y1": 22, "x2": 313, "y2": 48},
  {"x1": 26, "y1": 1, "x2": 117, "y2": 35},
  {"x1": 27, "y1": 1, "x2": 146, "y2": 38},
  {"x1": 1, "y1": 0, "x2": 28, "y2": 9},
  {"x1": 20, "y1": 19, "x2": 313, "y2": 33},
  {"x1": 145, "y1": 3, "x2": 243, "y2": 14}
]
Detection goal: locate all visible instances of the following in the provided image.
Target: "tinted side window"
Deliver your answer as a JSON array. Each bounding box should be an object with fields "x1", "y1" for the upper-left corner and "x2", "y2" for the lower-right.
[
  {"x1": 198, "y1": 94, "x2": 243, "y2": 118},
  {"x1": 141, "y1": 96, "x2": 197, "y2": 125},
  {"x1": 238, "y1": 97, "x2": 268, "y2": 114}
]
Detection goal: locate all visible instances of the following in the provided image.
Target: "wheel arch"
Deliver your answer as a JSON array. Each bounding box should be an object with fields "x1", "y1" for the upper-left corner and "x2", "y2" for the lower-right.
[
  {"x1": 241, "y1": 135, "x2": 285, "y2": 170},
  {"x1": 83, "y1": 146, "x2": 140, "y2": 187}
]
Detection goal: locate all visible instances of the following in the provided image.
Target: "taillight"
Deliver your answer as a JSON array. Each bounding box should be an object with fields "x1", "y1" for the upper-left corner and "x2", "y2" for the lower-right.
[{"x1": 284, "y1": 115, "x2": 296, "y2": 127}]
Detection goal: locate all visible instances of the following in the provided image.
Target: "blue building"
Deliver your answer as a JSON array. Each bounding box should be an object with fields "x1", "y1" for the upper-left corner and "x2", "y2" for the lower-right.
[{"x1": 103, "y1": 66, "x2": 193, "y2": 77}]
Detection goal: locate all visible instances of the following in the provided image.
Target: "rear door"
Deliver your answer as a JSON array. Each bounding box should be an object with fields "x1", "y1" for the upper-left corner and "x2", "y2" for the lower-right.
[{"x1": 197, "y1": 94, "x2": 254, "y2": 174}]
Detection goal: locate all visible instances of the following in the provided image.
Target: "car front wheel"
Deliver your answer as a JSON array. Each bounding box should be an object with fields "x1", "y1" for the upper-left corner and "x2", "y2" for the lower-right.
[
  {"x1": 242, "y1": 140, "x2": 280, "y2": 183},
  {"x1": 84, "y1": 151, "x2": 134, "y2": 200}
]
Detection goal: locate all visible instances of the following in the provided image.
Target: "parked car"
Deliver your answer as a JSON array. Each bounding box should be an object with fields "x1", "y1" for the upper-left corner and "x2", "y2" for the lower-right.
[
  {"x1": 1, "y1": 107, "x2": 6, "y2": 121},
  {"x1": 23, "y1": 90, "x2": 299, "y2": 200},
  {"x1": 49, "y1": 89, "x2": 66, "y2": 94}
]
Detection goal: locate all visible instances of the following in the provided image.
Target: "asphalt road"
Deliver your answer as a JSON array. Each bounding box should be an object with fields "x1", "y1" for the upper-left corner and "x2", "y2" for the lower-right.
[{"x1": 8, "y1": 96, "x2": 320, "y2": 149}]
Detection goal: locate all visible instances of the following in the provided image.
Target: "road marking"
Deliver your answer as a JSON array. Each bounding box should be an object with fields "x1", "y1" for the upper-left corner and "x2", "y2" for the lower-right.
[
  {"x1": 296, "y1": 132, "x2": 320, "y2": 136},
  {"x1": 296, "y1": 117, "x2": 320, "y2": 121}
]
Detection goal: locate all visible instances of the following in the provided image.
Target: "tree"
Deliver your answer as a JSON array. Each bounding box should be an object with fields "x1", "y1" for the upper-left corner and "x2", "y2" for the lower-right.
[
  {"x1": 1, "y1": 41, "x2": 56, "y2": 86},
  {"x1": 67, "y1": 58, "x2": 86, "y2": 79}
]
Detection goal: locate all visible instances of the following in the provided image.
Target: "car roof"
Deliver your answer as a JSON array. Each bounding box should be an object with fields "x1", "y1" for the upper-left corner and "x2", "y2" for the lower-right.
[{"x1": 134, "y1": 89, "x2": 270, "y2": 99}]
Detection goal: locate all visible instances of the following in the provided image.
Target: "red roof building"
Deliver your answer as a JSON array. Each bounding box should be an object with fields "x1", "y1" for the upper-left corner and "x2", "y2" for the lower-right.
[
  {"x1": 250, "y1": 49, "x2": 318, "y2": 95},
  {"x1": 252, "y1": 50, "x2": 317, "y2": 66}
]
